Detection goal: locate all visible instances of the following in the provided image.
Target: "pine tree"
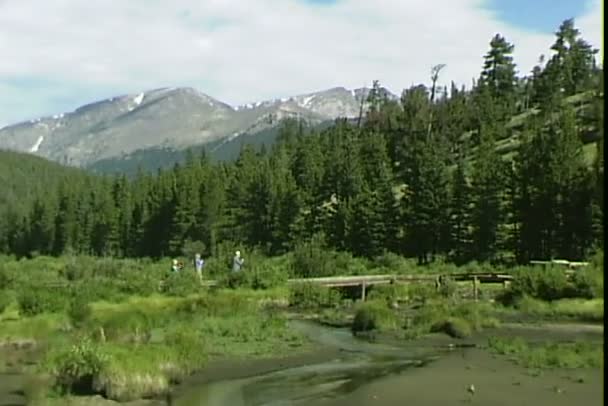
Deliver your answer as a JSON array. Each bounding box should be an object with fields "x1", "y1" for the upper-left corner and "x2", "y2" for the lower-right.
[
  {"x1": 470, "y1": 124, "x2": 505, "y2": 262},
  {"x1": 197, "y1": 166, "x2": 226, "y2": 257},
  {"x1": 404, "y1": 136, "x2": 450, "y2": 263},
  {"x1": 52, "y1": 183, "x2": 78, "y2": 255},
  {"x1": 168, "y1": 165, "x2": 199, "y2": 256},
  {"x1": 27, "y1": 196, "x2": 57, "y2": 255},
  {"x1": 448, "y1": 154, "x2": 472, "y2": 263},
  {"x1": 480, "y1": 34, "x2": 518, "y2": 116},
  {"x1": 112, "y1": 175, "x2": 132, "y2": 257}
]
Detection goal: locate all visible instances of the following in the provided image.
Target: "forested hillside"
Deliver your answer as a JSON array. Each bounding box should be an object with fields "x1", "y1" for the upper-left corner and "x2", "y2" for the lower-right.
[
  {"x1": 0, "y1": 150, "x2": 93, "y2": 252},
  {"x1": 1, "y1": 18, "x2": 603, "y2": 264}
]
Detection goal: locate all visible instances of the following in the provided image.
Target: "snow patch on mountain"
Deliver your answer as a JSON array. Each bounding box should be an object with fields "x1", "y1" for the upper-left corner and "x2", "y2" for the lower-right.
[
  {"x1": 29, "y1": 135, "x2": 44, "y2": 153},
  {"x1": 133, "y1": 93, "x2": 145, "y2": 106}
]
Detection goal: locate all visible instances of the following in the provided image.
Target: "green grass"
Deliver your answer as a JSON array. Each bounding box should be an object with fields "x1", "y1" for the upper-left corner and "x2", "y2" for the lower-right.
[
  {"x1": 513, "y1": 297, "x2": 604, "y2": 322},
  {"x1": 0, "y1": 282, "x2": 306, "y2": 402},
  {"x1": 352, "y1": 300, "x2": 401, "y2": 334},
  {"x1": 487, "y1": 336, "x2": 603, "y2": 369},
  {"x1": 0, "y1": 313, "x2": 68, "y2": 342}
]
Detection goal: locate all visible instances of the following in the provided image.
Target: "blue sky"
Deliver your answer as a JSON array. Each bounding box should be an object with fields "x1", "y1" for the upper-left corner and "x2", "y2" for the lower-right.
[
  {"x1": 0, "y1": 0, "x2": 602, "y2": 128},
  {"x1": 485, "y1": 0, "x2": 590, "y2": 33}
]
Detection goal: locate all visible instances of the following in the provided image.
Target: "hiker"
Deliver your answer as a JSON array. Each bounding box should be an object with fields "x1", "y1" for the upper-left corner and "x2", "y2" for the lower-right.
[
  {"x1": 232, "y1": 250, "x2": 244, "y2": 273},
  {"x1": 194, "y1": 253, "x2": 205, "y2": 283}
]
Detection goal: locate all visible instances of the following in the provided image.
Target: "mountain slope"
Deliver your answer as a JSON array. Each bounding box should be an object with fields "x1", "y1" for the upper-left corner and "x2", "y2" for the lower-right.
[{"x1": 0, "y1": 86, "x2": 380, "y2": 167}]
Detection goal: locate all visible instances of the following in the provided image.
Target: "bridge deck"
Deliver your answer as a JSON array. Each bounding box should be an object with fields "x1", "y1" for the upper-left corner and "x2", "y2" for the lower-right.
[{"x1": 201, "y1": 272, "x2": 519, "y2": 288}]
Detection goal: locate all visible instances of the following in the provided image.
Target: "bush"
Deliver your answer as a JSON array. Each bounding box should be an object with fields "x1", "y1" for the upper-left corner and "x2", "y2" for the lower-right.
[
  {"x1": 438, "y1": 276, "x2": 457, "y2": 298},
  {"x1": 431, "y1": 317, "x2": 473, "y2": 339},
  {"x1": 289, "y1": 283, "x2": 341, "y2": 308},
  {"x1": 70, "y1": 279, "x2": 123, "y2": 304},
  {"x1": 291, "y1": 234, "x2": 336, "y2": 278},
  {"x1": 181, "y1": 239, "x2": 207, "y2": 261},
  {"x1": 0, "y1": 289, "x2": 14, "y2": 313},
  {"x1": 505, "y1": 266, "x2": 575, "y2": 303},
  {"x1": 164, "y1": 328, "x2": 206, "y2": 369},
  {"x1": 366, "y1": 284, "x2": 399, "y2": 303},
  {"x1": 18, "y1": 285, "x2": 70, "y2": 316},
  {"x1": 95, "y1": 310, "x2": 157, "y2": 343},
  {"x1": 51, "y1": 338, "x2": 108, "y2": 395},
  {"x1": 219, "y1": 271, "x2": 252, "y2": 289},
  {"x1": 372, "y1": 252, "x2": 413, "y2": 273},
  {"x1": 250, "y1": 265, "x2": 287, "y2": 290},
  {"x1": 117, "y1": 268, "x2": 160, "y2": 296},
  {"x1": 0, "y1": 267, "x2": 10, "y2": 289},
  {"x1": 571, "y1": 253, "x2": 603, "y2": 299},
  {"x1": 68, "y1": 295, "x2": 92, "y2": 328},
  {"x1": 161, "y1": 271, "x2": 201, "y2": 296},
  {"x1": 178, "y1": 293, "x2": 252, "y2": 318},
  {"x1": 351, "y1": 300, "x2": 398, "y2": 334}
]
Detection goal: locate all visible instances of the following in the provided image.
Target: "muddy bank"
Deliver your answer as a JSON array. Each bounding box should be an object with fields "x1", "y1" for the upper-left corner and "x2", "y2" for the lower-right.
[
  {"x1": 177, "y1": 347, "x2": 344, "y2": 387},
  {"x1": 317, "y1": 347, "x2": 603, "y2": 406},
  {"x1": 377, "y1": 322, "x2": 604, "y2": 350},
  {"x1": 0, "y1": 373, "x2": 26, "y2": 406},
  {"x1": 171, "y1": 321, "x2": 603, "y2": 406}
]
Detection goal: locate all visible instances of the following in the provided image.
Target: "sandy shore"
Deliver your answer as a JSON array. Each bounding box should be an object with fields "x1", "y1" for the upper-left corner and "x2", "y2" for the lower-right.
[{"x1": 318, "y1": 347, "x2": 604, "y2": 406}]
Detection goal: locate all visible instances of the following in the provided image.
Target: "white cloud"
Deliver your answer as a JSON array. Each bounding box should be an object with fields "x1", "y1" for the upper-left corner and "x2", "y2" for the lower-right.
[{"x1": 0, "y1": 0, "x2": 602, "y2": 126}]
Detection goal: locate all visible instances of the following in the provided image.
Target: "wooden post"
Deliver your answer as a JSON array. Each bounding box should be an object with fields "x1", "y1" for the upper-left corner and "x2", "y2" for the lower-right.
[
  {"x1": 473, "y1": 276, "x2": 479, "y2": 301},
  {"x1": 361, "y1": 283, "x2": 367, "y2": 301}
]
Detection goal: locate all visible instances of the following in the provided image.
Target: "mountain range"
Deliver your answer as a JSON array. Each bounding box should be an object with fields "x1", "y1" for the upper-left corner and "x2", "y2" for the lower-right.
[{"x1": 0, "y1": 86, "x2": 393, "y2": 170}]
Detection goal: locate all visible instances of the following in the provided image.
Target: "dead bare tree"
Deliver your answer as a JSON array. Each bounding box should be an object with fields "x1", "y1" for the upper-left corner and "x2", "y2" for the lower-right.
[{"x1": 427, "y1": 64, "x2": 446, "y2": 138}]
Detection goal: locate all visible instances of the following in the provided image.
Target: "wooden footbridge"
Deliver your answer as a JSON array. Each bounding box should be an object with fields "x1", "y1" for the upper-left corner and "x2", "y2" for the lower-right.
[
  {"x1": 203, "y1": 259, "x2": 588, "y2": 301},
  {"x1": 203, "y1": 272, "x2": 513, "y2": 300}
]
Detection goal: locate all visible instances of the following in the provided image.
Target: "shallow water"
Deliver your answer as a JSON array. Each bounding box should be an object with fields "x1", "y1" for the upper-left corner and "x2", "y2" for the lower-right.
[{"x1": 173, "y1": 321, "x2": 439, "y2": 406}]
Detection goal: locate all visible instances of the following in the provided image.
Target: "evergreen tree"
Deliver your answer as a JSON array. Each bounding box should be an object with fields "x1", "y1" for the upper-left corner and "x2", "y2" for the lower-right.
[
  {"x1": 480, "y1": 34, "x2": 518, "y2": 116},
  {"x1": 26, "y1": 196, "x2": 57, "y2": 255},
  {"x1": 470, "y1": 124, "x2": 505, "y2": 261},
  {"x1": 448, "y1": 154, "x2": 472, "y2": 263},
  {"x1": 404, "y1": 136, "x2": 450, "y2": 263}
]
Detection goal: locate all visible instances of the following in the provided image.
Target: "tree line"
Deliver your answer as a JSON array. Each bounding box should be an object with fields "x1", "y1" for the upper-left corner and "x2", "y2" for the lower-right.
[{"x1": 1, "y1": 18, "x2": 603, "y2": 264}]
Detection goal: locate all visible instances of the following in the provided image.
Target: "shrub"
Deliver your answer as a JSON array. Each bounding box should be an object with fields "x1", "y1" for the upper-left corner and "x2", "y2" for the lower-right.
[
  {"x1": 68, "y1": 294, "x2": 92, "y2": 328},
  {"x1": 431, "y1": 317, "x2": 473, "y2": 339},
  {"x1": 0, "y1": 267, "x2": 10, "y2": 289},
  {"x1": 51, "y1": 338, "x2": 108, "y2": 395},
  {"x1": 95, "y1": 310, "x2": 156, "y2": 343},
  {"x1": 333, "y1": 252, "x2": 369, "y2": 275},
  {"x1": 372, "y1": 252, "x2": 413, "y2": 273},
  {"x1": 219, "y1": 271, "x2": 252, "y2": 289},
  {"x1": 291, "y1": 234, "x2": 336, "y2": 278},
  {"x1": 164, "y1": 328, "x2": 206, "y2": 370},
  {"x1": 161, "y1": 271, "x2": 201, "y2": 296},
  {"x1": 0, "y1": 289, "x2": 14, "y2": 313},
  {"x1": 438, "y1": 276, "x2": 458, "y2": 298},
  {"x1": 289, "y1": 283, "x2": 341, "y2": 308},
  {"x1": 117, "y1": 268, "x2": 160, "y2": 296},
  {"x1": 18, "y1": 285, "x2": 70, "y2": 316},
  {"x1": 505, "y1": 266, "x2": 575, "y2": 303},
  {"x1": 352, "y1": 300, "x2": 398, "y2": 334},
  {"x1": 249, "y1": 265, "x2": 287, "y2": 290},
  {"x1": 181, "y1": 239, "x2": 207, "y2": 261},
  {"x1": 76, "y1": 279, "x2": 124, "y2": 303},
  {"x1": 571, "y1": 253, "x2": 603, "y2": 299}
]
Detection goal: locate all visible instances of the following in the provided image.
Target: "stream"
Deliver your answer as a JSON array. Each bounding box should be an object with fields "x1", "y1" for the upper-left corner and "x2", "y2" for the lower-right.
[{"x1": 172, "y1": 321, "x2": 442, "y2": 406}]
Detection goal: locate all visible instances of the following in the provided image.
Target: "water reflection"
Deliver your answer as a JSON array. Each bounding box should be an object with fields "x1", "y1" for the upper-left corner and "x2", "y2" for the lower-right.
[{"x1": 174, "y1": 322, "x2": 438, "y2": 406}]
